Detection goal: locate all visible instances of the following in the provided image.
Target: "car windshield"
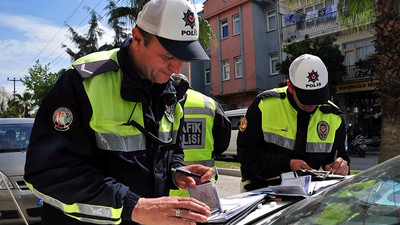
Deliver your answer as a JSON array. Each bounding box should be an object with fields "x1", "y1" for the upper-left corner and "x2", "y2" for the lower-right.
[
  {"x1": 268, "y1": 156, "x2": 400, "y2": 225},
  {"x1": 0, "y1": 123, "x2": 33, "y2": 151}
]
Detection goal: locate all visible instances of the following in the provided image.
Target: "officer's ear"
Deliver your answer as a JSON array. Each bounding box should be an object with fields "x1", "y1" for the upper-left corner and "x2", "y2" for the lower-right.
[
  {"x1": 131, "y1": 27, "x2": 145, "y2": 49},
  {"x1": 287, "y1": 80, "x2": 294, "y2": 94}
]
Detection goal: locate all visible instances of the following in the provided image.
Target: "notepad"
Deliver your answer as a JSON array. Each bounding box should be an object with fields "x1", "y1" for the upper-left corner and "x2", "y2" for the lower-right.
[
  {"x1": 187, "y1": 183, "x2": 222, "y2": 214},
  {"x1": 188, "y1": 183, "x2": 266, "y2": 223}
]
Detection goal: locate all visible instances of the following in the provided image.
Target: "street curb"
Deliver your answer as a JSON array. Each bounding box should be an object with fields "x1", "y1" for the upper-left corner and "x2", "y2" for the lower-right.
[{"x1": 217, "y1": 167, "x2": 241, "y2": 177}]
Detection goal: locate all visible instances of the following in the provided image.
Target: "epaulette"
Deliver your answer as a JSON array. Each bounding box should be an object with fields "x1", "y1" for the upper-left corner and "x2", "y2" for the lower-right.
[
  {"x1": 73, "y1": 59, "x2": 119, "y2": 79},
  {"x1": 319, "y1": 102, "x2": 344, "y2": 116},
  {"x1": 257, "y1": 90, "x2": 286, "y2": 100}
]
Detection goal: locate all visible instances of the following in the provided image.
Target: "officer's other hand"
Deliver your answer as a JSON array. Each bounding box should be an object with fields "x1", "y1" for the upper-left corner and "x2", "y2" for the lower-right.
[
  {"x1": 325, "y1": 157, "x2": 349, "y2": 175},
  {"x1": 131, "y1": 196, "x2": 211, "y2": 225},
  {"x1": 172, "y1": 165, "x2": 215, "y2": 190},
  {"x1": 290, "y1": 159, "x2": 313, "y2": 171}
]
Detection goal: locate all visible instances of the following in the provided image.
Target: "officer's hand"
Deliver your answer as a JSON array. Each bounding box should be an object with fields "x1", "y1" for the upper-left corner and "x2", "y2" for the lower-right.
[
  {"x1": 131, "y1": 196, "x2": 211, "y2": 225},
  {"x1": 325, "y1": 157, "x2": 349, "y2": 175},
  {"x1": 290, "y1": 159, "x2": 313, "y2": 171},
  {"x1": 172, "y1": 165, "x2": 215, "y2": 190}
]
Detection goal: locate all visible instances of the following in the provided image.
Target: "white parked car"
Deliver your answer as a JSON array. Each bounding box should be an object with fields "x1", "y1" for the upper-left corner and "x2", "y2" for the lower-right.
[
  {"x1": 221, "y1": 108, "x2": 247, "y2": 158},
  {"x1": 0, "y1": 118, "x2": 41, "y2": 224}
]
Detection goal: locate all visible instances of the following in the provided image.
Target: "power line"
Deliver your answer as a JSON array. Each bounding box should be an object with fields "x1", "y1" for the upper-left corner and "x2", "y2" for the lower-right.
[
  {"x1": 45, "y1": 0, "x2": 108, "y2": 71},
  {"x1": 13, "y1": 0, "x2": 86, "y2": 77}
]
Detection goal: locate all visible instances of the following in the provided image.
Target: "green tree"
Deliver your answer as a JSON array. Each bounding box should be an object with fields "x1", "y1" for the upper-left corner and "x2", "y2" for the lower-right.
[
  {"x1": 63, "y1": 11, "x2": 104, "y2": 61},
  {"x1": 0, "y1": 87, "x2": 10, "y2": 117},
  {"x1": 289, "y1": 0, "x2": 400, "y2": 163},
  {"x1": 22, "y1": 60, "x2": 61, "y2": 106},
  {"x1": 277, "y1": 35, "x2": 346, "y2": 95}
]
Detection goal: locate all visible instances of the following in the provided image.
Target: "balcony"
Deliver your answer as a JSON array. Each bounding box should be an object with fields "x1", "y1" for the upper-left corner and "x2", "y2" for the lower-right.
[
  {"x1": 281, "y1": 12, "x2": 340, "y2": 43},
  {"x1": 345, "y1": 67, "x2": 376, "y2": 82}
]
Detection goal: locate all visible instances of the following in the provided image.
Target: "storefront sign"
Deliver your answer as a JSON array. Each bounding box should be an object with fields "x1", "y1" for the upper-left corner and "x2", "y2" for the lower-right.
[{"x1": 336, "y1": 80, "x2": 379, "y2": 93}]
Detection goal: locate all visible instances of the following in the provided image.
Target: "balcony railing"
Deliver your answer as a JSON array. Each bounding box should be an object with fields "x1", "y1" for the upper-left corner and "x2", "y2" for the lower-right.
[
  {"x1": 345, "y1": 65, "x2": 375, "y2": 80},
  {"x1": 281, "y1": 12, "x2": 340, "y2": 43}
]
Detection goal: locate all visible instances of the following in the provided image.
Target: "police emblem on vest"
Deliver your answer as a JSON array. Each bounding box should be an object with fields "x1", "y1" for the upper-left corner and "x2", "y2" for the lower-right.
[{"x1": 317, "y1": 121, "x2": 329, "y2": 140}]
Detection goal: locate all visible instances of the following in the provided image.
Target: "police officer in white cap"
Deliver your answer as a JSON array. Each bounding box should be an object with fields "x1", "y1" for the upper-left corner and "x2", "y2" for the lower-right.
[
  {"x1": 237, "y1": 54, "x2": 350, "y2": 192},
  {"x1": 24, "y1": 0, "x2": 214, "y2": 224}
]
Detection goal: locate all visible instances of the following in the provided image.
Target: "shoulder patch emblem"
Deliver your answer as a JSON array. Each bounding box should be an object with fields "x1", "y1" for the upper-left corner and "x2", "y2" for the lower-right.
[
  {"x1": 53, "y1": 107, "x2": 73, "y2": 131},
  {"x1": 239, "y1": 117, "x2": 248, "y2": 132},
  {"x1": 317, "y1": 121, "x2": 329, "y2": 140}
]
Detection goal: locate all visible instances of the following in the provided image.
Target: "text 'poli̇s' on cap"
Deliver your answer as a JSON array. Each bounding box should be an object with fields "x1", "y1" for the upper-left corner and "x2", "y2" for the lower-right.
[
  {"x1": 136, "y1": 0, "x2": 209, "y2": 62},
  {"x1": 289, "y1": 54, "x2": 329, "y2": 105}
]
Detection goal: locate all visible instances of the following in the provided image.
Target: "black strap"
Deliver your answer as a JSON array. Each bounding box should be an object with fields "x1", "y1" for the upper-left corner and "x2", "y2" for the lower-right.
[
  {"x1": 128, "y1": 120, "x2": 172, "y2": 146},
  {"x1": 123, "y1": 102, "x2": 172, "y2": 146},
  {"x1": 294, "y1": 111, "x2": 311, "y2": 160}
]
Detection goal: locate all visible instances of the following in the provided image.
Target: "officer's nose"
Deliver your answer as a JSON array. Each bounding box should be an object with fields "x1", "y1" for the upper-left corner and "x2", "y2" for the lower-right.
[{"x1": 169, "y1": 59, "x2": 184, "y2": 74}]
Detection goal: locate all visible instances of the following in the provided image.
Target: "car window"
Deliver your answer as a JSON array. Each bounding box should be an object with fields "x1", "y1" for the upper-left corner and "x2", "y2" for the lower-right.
[
  {"x1": 0, "y1": 123, "x2": 33, "y2": 151},
  {"x1": 228, "y1": 116, "x2": 243, "y2": 130},
  {"x1": 267, "y1": 156, "x2": 400, "y2": 225}
]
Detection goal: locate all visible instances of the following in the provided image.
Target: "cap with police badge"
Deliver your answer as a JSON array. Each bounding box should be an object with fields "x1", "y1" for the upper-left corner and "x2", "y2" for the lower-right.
[
  {"x1": 136, "y1": 0, "x2": 209, "y2": 62},
  {"x1": 289, "y1": 54, "x2": 329, "y2": 105}
]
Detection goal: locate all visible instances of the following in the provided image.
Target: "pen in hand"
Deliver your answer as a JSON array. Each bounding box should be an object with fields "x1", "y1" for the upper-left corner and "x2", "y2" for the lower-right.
[{"x1": 171, "y1": 168, "x2": 216, "y2": 182}]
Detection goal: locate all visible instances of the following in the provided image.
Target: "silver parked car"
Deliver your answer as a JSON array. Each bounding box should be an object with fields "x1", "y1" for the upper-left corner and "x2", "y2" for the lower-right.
[{"x1": 0, "y1": 118, "x2": 41, "y2": 224}]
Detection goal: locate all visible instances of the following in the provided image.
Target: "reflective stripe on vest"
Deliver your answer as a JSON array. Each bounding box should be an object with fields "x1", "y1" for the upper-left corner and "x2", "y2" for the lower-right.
[
  {"x1": 25, "y1": 182, "x2": 122, "y2": 224},
  {"x1": 78, "y1": 50, "x2": 182, "y2": 152},
  {"x1": 35, "y1": 49, "x2": 183, "y2": 223},
  {"x1": 259, "y1": 86, "x2": 341, "y2": 153},
  {"x1": 182, "y1": 89, "x2": 216, "y2": 162},
  {"x1": 170, "y1": 90, "x2": 216, "y2": 197}
]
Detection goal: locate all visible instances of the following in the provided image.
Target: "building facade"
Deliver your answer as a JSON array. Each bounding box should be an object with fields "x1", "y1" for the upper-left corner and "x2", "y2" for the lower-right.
[
  {"x1": 201, "y1": 0, "x2": 282, "y2": 110},
  {"x1": 279, "y1": 0, "x2": 380, "y2": 140},
  {"x1": 191, "y1": 0, "x2": 380, "y2": 140}
]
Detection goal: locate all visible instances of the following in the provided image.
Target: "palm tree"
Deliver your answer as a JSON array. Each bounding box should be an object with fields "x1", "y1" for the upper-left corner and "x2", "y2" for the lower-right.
[
  {"x1": 63, "y1": 11, "x2": 104, "y2": 61},
  {"x1": 368, "y1": 0, "x2": 400, "y2": 163},
  {"x1": 100, "y1": 1, "x2": 130, "y2": 50},
  {"x1": 3, "y1": 97, "x2": 24, "y2": 118},
  {"x1": 15, "y1": 92, "x2": 34, "y2": 118},
  {"x1": 105, "y1": 0, "x2": 147, "y2": 29},
  {"x1": 289, "y1": 0, "x2": 400, "y2": 163},
  {"x1": 104, "y1": 0, "x2": 215, "y2": 49}
]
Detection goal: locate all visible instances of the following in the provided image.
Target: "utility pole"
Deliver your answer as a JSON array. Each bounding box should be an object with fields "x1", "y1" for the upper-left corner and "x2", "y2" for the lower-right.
[{"x1": 7, "y1": 77, "x2": 22, "y2": 101}]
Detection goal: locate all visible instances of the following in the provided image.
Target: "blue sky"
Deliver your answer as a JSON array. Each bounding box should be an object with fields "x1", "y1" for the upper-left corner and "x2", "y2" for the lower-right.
[{"x1": 0, "y1": 0, "x2": 204, "y2": 96}]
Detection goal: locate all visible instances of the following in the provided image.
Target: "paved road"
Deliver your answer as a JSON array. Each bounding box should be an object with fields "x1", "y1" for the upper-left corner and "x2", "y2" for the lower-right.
[
  {"x1": 216, "y1": 153, "x2": 379, "y2": 198},
  {"x1": 348, "y1": 153, "x2": 379, "y2": 171}
]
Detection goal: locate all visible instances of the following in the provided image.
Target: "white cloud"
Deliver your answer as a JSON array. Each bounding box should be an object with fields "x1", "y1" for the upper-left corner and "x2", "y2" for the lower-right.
[
  {"x1": 0, "y1": 12, "x2": 115, "y2": 96},
  {"x1": 194, "y1": 3, "x2": 204, "y2": 12}
]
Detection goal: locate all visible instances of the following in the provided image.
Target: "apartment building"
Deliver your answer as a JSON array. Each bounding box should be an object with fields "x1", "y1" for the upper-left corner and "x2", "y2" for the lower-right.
[
  {"x1": 191, "y1": 0, "x2": 380, "y2": 139},
  {"x1": 198, "y1": 0, "x2": 282, "y2": 110}
]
